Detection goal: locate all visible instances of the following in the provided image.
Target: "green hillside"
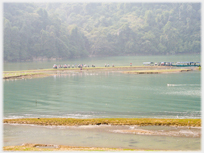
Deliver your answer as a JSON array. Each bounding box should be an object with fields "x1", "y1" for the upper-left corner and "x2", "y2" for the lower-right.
[{"x1": 3, "y1": 3, "x2": 201, "y2": 62}]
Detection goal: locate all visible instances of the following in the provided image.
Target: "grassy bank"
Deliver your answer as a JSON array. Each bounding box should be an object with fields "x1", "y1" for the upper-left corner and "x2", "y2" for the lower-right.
[
  {"x1": 3, "y1": 143, "x2": 142, "y2": 151},
  {"x1": 3, "y1": 66, "x2": 199, "y2": 79},
  {"x1": 1, "y1": 66, "x2": 151, "y2": 79},
  {"x1": 3, "y1": 118, "x2": 201, "y2": 127},
  {"x1": 123, "y1": 69, "x2": 192, "y2": 74},
  {"x1": 3, "y1": 72, "x2": 51, "y2": 79}
]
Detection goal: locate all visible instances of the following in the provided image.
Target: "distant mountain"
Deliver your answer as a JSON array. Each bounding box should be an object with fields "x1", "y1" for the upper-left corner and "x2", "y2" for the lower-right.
[{"x1": 4, "y1": 3, "x2": 201, "y2": 62}]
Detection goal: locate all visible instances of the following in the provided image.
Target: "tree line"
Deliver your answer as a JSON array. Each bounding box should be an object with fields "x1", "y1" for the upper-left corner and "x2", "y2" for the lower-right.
[{"x1": 4, "y1": 3, "x2": 201, "y2": 62}]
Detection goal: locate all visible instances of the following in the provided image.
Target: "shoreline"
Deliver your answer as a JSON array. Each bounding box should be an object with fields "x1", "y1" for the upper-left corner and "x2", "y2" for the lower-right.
[
  {"x1": 3, "y1": 118, "x2": 201, "y2": 127},
  {"x1": 3, "y1": 143, "x2": 197, "y2": 151},
  {"x1": 123, "y1": 68, "x2": 194, "y2": 74},
  {"x1": 3, "y1": 66, "x2": 200, "y2": 80},
  {"x1": 3, "y1": 143, "x2": 140, "y2": 151}
]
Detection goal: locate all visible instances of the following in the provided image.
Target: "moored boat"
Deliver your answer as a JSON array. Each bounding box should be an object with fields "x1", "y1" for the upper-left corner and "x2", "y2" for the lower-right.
[
  {"x1": 143, "y1": 62, "x2": 154, "y2": 66},
  {"x1": 172, "y1": 62, "x2": 201, "y2": 67}
]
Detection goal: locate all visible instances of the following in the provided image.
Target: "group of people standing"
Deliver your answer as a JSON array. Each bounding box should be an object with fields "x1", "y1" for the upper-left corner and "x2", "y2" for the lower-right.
[
  {"x1": 53, "y1": 63, "x2": 135, "y2": 69},
  {"x1": 53, "y1": 63, "x2": 117, "y2": 69},
  {"x1": 53, "y1": 64, "x2": 96, "y2": 69},
  {"x1": 105, "y1": 64, "x2": 114, "y2": 67}
]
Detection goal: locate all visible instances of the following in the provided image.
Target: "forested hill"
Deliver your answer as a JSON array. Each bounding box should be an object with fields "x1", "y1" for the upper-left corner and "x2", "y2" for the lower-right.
[{"x1": 4, "y1": 3, "x2": 201, "y2": 62}]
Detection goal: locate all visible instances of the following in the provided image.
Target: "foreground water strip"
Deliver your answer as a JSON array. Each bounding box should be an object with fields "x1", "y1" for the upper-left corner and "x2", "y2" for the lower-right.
[{"x1": 3, "y1": 118, "x2": 201, "y2": 127}]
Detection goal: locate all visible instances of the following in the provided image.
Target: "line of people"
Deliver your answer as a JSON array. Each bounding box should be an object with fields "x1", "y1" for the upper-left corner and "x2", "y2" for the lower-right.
[
  {"x1": 105, "y1": 64, "x2": 114, "y2": 67},
  {"x1": 53, "y1": 64, "x2": 96, "y2": 69},
  {"x1": 53, "y1": 63, "x2": 116, "y2": 69}
]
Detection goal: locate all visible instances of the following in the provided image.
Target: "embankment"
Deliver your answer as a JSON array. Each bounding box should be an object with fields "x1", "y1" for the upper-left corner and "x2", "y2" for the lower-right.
[
  {"x1": 3, "y1": 118, "x2": 201, "y2": 127},
  {"x1": 123, "y1": 69, "x2": 193, "y2": 74},
  {"x1": 3, "y1": 66, "x2": 199, "y2": 80}
]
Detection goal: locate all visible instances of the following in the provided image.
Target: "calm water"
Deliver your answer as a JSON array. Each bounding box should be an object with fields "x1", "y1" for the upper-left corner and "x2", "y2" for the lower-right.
[
  {"x1": 4, "y1": 71, "x2": 201, "y2": 119},
  {"x1": 3, "y1": 55, "x2": 201, "y2": 150},
  {"x1": 4, "y1": 124, "x2": 201, "y2": 150}
]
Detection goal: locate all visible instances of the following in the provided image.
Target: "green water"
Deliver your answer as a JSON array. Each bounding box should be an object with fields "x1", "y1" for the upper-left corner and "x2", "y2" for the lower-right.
[
  {"x1": 4, "y1": 71, "x2": 201, "y2": 119},
  {"x1": 3, "y1": 55, "x2": 201, "y2": 150}
]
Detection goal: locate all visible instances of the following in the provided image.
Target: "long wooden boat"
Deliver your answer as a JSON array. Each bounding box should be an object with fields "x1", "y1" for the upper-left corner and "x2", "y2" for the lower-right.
[{"x1": 172, "y1": 62, "x2": 200, "y2": 67}]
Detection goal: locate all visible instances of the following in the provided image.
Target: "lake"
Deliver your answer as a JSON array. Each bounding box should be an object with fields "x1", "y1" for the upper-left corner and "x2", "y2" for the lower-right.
[{"x1": 3, "y1": 55, "x2": 201, "y2": 150}]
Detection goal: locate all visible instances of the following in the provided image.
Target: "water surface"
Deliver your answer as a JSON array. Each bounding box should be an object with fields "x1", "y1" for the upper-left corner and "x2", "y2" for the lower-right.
[
  {"x1": 4, "y1": 124, "x2": 201, "y2": 150},
  {"x1": 4, "y1": 71, "x2": 201, "y2": 119},
  {"x1": 3, "y1": 55, "x2": 201, "y2": 150}
]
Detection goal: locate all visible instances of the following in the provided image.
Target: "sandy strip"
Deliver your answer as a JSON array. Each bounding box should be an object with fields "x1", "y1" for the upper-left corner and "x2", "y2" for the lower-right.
[{"x1": 3, "y1": 143, "x2": 145, "y2": 151}]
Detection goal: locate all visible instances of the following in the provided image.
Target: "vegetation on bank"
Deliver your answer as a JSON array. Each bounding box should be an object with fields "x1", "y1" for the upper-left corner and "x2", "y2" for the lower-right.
[
  {"x1": 3, "y1": 143, "x2": 140, "y2": 151},
  {"x1": 3, "y1": 118, "x2": 201, "y2": 127},
  {"x1": 3, "y1": 72, "x2": 50, "y2": 79},
  {"x1": 4, "y1": 3, "x2": 201, "y2": 62},
  {"x1": 3, "y1": 66, "x2": 196, "y2": 79},
  {"x1": 123, "y1": 68, "x2": 192, "y2": 74},
  {"x1": 3, "y1": 66, "x2": 199, "y2": 79}
]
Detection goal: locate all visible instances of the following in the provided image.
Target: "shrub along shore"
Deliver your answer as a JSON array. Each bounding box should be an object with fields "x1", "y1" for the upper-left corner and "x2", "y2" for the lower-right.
[
  {"x1": 3, "y1": 118, "x2": 201, "y2": 127},
  {"x1": 3, "y1": 143, "x2": 144, "y2": 151},
  {"x1": 3, "y1": 66, "x2": 198, "y2": 79},
  {"x1": 123, "y1": 68, "x2": 193, "y2": 74}
]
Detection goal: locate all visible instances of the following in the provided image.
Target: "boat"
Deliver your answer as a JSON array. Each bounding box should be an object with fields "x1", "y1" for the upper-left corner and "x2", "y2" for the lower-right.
[
  {"x1": 143, "y1": 62, "x2": 154, "y2": 66},
  {"x1": 159, "y1": 62, "x2": 173, "y2": 66},
  {"x1": 172, "y1": 62, "x2": 201, "y2": 67}
]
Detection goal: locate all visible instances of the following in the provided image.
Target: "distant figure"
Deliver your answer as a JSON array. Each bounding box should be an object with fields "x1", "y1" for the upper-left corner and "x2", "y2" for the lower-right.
[
  {"x1": 130, "y1": 63, "x2": 132, "y2": 66},
  {"x1": 112, "y1": 64, "x2": 114, "y2": 67},
  {"x1": 64, "y1": 64, "x2": 67, "y2": 68},
  {"x1": 72, "y1": 65, "x2": 74, "y2": 68},
  {"x1": 107, "y1": 64, "x2": 109, "y2": 67},
  {"x1": 105, "y1": 64, "x2": 106, "y2": 67},
  {"x1": 53, "y1": 64, "x2": 57, "y2": 69}
]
